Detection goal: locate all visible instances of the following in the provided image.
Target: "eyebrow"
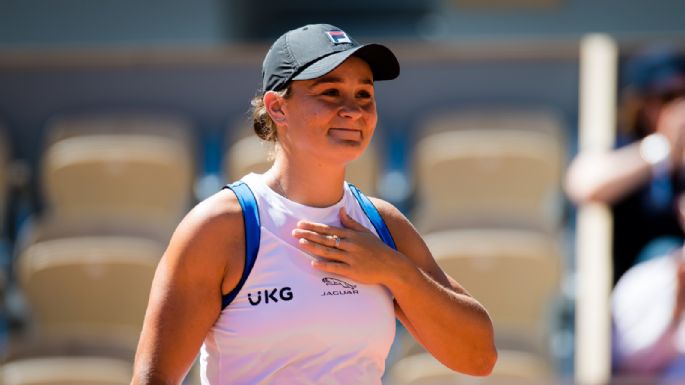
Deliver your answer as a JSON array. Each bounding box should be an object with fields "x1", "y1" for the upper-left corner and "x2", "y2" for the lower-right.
[{"x1": 309, "y1": 75, "x2": 373, "y2": 87}]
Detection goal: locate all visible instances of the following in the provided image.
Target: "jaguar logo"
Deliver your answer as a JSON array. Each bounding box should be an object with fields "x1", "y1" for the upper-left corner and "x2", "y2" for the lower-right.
[
  {"x1": 321, "y1": 277, "x2": 359, "y2": 297},
  {"x1": 322, "y1": 277, "x2": 356, "y2": 289}
]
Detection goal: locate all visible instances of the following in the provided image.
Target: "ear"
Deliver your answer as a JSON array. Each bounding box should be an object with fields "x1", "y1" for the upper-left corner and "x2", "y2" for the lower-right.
[{"x1": 264, "y1": 91, "x2": 287, "y2": 124}]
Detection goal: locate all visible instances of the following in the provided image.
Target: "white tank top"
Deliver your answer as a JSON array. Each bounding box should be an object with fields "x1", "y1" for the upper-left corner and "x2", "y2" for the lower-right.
[{"x1": 200, "y1": 173, "x2": 397, "y2": 385}]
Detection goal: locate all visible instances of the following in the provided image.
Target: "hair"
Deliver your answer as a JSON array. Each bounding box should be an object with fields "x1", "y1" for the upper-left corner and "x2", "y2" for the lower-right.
[
  {"x1": 617, "y1": 87, "x2": 651, "y2": 139},
  {"x1": 618, "y1": 46, "x2": 685, "y2": 139},
  {"x1": 251, "y1": 88, "x2": 290, "y2": 142}
]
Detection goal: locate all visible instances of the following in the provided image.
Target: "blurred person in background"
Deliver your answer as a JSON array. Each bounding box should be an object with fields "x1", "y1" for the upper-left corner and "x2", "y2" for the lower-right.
[
  {"x1": 565, "y1": 46, "x2": 685, "y2": 284},
  {"x1": 131, "y1": 24, "x2": 496, "y2": 385},
  {"x1": 612, "y1": 192, "x2": 685, "y2": 383}
]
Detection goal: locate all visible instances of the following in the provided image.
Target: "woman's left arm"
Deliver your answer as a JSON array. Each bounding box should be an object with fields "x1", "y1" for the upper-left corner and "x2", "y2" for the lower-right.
[
  {"x1": 371, "y1": 198, "x2": 496, "y2": 376},
  {"x1": 292, "y1": 199, "x2": 497, "y2": 376}
]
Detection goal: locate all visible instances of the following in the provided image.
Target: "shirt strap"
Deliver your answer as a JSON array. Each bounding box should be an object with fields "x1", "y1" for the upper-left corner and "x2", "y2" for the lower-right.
[
  {"x1": 348, "y1": 184, "x2": 397, "y2": 250},
  {"x1": 221, "y1": 181, "x2": 261, "y2": 309}
]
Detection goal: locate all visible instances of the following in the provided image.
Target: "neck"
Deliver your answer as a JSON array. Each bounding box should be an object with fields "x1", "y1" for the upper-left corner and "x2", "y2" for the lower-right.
[{"x1": 264, "y1": 153, "x2": 346, "y2": 207}]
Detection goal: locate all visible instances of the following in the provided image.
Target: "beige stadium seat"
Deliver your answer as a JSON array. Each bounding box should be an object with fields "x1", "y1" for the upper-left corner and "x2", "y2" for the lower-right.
[
  {"x1": 225, "y1": 134, "x2": 275, "y2": 181},
  {"x1": 40, "y1": 113, "x2": 196, "y2": 233},
  {"x1": 224, "y1": 128, "x2": 380, "y2": 195},
  {"x1": 423, "y1": 229, "x2": 561, "y2": 356},
  {"x1": 412, "y1": 128, "x2": 563, "y2": 233},
  {"x1": 16, "y1": 235, "x2": 163, "y2": 352},
  {"x1": 385, "y1": 350, "x2": 557, "y2": 385},
  {"x1": 43, "y1": 112, "x2": 193, "y2": 146},
  {"x1": 418, "y1": 109, "x2": 565, "y2": 138},
  {"x1": 0, "y1": 356, "x2": 132, "y2": 385},
  {"x1": 14, "y1": 214, "x2": 169, "y2": 257}
]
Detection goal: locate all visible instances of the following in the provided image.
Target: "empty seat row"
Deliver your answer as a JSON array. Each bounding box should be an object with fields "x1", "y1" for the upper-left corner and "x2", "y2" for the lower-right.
[
  {"x1": 0, "y1": 115, "x2": 191, "y2": 384},
  {"x1": 387, "y1": 109, "x2": 567, "y2": 384},
  {"x1": 412, "y1": 109, "x2": 565, "y2": 234},
  {"x1": 38, "y1": 113, "x2": 196, "y2": 237}
]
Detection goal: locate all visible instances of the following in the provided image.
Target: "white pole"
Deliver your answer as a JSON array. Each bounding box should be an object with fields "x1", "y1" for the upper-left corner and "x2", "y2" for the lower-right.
[{"x1": 575, "y1": 33, "x2": 618, "y2": 385}]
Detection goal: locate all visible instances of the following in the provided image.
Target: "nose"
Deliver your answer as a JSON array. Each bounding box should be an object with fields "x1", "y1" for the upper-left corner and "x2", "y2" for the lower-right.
[{"x1": 338, "y1": 99, "x2": 363, "y2": 120}]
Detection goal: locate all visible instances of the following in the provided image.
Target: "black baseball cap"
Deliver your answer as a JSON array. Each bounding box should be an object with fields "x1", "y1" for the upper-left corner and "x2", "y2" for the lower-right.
[
  {"x1": 626, "y1": 45, "x2": 685, "y2": 94},
  {"x1": 261, "y1": 23, "x2": 400, "y2": 92}
]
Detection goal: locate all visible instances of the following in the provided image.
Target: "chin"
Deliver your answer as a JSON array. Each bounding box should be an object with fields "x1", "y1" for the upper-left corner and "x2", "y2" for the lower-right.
[{"x1": 324, "y1": 142, "x2": 366, "y2": 165}]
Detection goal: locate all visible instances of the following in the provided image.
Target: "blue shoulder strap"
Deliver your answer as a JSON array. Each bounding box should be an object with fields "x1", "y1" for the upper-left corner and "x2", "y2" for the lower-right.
[
  {"x1": 221, "y1": 181, "x2": 261, "y2": 309},
  {"x1": 348, "y1": 184, "x2": 397, "y2": 250}
]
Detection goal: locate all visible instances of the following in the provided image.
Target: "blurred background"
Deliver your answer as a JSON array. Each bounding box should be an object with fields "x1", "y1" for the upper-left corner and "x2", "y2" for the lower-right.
[{"x1": 0, "y1": 0, "x2": 684, "y2": 384}]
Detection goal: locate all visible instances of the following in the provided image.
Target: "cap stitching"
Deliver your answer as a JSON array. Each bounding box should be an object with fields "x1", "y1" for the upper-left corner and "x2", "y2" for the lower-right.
[
  {"x1": 290, "y1": 50, "x2": 344, "y2": 81},
  {"x1": 284, "y1": 32, "x2": 300, "y2": 68}
]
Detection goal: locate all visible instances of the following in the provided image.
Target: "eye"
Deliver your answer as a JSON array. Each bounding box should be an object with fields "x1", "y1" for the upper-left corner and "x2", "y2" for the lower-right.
[
  {"x1": 356, "y1": 90, "x2": 373, "y2": 99},
  {"x1": 321, "y1": 89, "x2": 340, "y2": 97}
]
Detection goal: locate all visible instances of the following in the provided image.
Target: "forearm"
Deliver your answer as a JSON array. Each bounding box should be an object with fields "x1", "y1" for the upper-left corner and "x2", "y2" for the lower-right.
[
  {"x1": 565, "y1": 143, "x2": 652, "y2": 204},
  {"x1": 387, "y1": 257, "x2": 496, "y2": 375},
  {"x1": 131, "y1": 369, "x2": 177, "y2": 385},
  {"x1": 131, "y1": 326, "x2": 196, "y2": 385}
]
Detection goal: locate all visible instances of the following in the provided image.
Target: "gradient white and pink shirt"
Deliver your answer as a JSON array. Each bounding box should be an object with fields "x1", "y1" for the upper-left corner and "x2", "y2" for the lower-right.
[{"x1": 200, "y1": 173, "x2": 396, "y2": 385}]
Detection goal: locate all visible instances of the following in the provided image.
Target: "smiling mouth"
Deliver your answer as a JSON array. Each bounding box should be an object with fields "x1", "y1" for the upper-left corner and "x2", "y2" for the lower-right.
[{"x1": 328, "y1": 128, "x2": 362, "y2": 141}]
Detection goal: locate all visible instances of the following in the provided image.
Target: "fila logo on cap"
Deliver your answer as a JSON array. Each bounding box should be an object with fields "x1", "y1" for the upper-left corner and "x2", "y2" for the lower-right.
[{"x1": 326, "y1": 30, "x2": 352, "y2": 44}]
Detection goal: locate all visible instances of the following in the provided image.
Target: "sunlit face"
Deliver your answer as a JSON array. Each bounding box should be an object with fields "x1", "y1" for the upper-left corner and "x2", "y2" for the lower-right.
[{"x1": 274, "y1": 56, "x2": 377, "y2": 166}]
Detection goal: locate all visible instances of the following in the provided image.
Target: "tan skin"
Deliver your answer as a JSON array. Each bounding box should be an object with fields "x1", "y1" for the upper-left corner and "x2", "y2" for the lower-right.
[{"x1": 131, "y1": 57, "x2": 497, "y2": 385}]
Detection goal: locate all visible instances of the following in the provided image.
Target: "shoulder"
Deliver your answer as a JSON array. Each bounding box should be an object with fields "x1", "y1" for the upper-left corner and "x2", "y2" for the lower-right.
[
  {"x1": 367, "y1": 196, "x2": 450, "y2": 285},
  {"x1": 367, "y1": 197, "x2": 426, "y2": 256},
  {"x1": 162, "y1": 188, "x2": 246, "y2": 286},
  {"x1": 367, "y1": 197, "x2": 413, "y2": 235},
  {"x1": 612, "y1": 254, "x2": 675, "y2": 322},
  {"x1": 173, "y1": 187, "x2": 244, "y2": 244},
  {"x1": 614, "y1": 254, "x2": 674, "y2": 298}
]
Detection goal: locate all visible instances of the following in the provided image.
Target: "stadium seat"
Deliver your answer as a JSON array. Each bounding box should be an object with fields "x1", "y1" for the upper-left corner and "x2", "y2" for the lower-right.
[
  {"x1": 43, "y1": 112, "x2": 193, "y2": 146},
  {"x1": 39, "y1": 113, "x2": 196, "y2": 234},
  {"x1": 0, "y1": 356, "x2": 132, "y2": 385},
  {"x1": 224, "y1": 124, "x2": 381, "y2": 195},
  {"x1": 422, "y1": 229, "x2": 562, "y2": 357},
  {"x1": 224, "y1": 134, "x2": 274, "y2": 181},
  {"x1": 14, "y1": 213, "x2": 169, "y2": 256},
  {"x1": 386, "y1": 350, "x2": 556, "y2": 385},
  {"x1": 417, "y1": 109, "x2": 565, "y2": 138},
  {"x1": 15, "y1": 235, "x2": 163, "y2": 353},
  {"x1": 412, "y1": 128, "x2": 563, "y2": 233}
]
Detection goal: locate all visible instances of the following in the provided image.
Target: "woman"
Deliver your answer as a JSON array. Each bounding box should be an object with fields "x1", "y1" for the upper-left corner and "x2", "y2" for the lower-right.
[
  {"x1": 132, "y1": 23, "x2": 496, "y2": 385},
  {"x1": 565, "y1": 46, "x2": 685, "y2": 283}
]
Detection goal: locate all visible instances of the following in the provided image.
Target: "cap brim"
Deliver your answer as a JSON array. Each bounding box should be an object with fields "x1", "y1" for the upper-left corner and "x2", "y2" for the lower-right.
[{"x1": 292, "y1": 44, "x2": 400, "y2": 82}]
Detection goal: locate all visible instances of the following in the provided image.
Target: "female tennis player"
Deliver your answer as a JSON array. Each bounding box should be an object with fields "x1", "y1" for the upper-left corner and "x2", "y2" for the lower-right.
[{"x1": 131, "y1": 23, "x2": 496, "y2": 385}]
